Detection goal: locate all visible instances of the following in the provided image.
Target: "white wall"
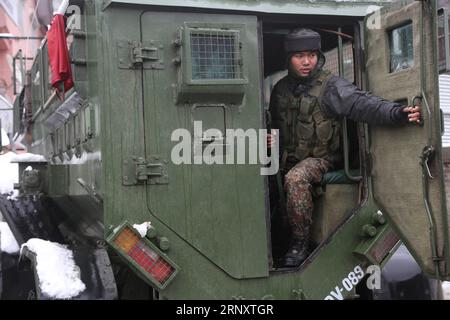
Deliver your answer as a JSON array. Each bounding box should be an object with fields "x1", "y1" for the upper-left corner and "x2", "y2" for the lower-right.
[{"x1": 440, "y1": 74, "x2": 450, "y2": 147}]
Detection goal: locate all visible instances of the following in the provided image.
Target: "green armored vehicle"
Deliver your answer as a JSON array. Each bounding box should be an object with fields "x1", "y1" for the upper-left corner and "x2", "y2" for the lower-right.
[{"x1": 0, "y1": 0, "x2": 449, "y2": 299}]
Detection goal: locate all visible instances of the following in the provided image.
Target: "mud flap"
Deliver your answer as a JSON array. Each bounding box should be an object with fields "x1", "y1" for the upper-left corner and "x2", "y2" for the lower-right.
[
  {"x1": 364, "y1": 0, "x2": 450, "y2": 279},
  {"x1": 0, "y1": 195, "x2": 117, "y2": 299}
]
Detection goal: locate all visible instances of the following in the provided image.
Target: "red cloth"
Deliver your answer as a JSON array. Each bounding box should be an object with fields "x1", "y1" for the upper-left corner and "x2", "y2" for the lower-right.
[{"x1": 47, "y1": 14, "x2": 73, "y2": 99}]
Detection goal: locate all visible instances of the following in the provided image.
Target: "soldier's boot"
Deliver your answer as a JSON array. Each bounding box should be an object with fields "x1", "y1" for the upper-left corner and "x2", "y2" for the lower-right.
[{"x1": 283, "y1": 233, "x2": 310, "y2": 268}]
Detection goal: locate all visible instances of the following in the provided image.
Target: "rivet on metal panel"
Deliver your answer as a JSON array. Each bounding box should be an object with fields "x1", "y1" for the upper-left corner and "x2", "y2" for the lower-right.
[
  {"x1": 146, "y1": 226, "x2": 157, "y2": 239},
  {"x1": 362, "y1": 224, "x2": 377, "y2": 238},
  {"x1": 158, "y1": 237, "x2": 170, "y2": 251},
  {"x1": 292, "y1": 289, "x2": 306, "y2": 300},
  {"x1": 372, "y1": 210, "x2": 386, "y2": 225}
]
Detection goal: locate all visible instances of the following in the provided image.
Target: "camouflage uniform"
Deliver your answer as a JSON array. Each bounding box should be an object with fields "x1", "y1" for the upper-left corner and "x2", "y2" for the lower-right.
[
  {"x1": 284, "y1": 157, "x2": 332, "y2": 239},
  {"x1": 270, "y1": 66, "x2": 340, "y2": 244}
]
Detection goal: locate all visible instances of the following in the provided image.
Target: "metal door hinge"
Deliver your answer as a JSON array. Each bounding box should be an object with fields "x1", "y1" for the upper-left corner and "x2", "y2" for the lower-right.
[
  {"x1": 123, "y1": 156, "x2": 168, "y2": 186},
  {"x1": 117, "y1": 40, "x2": 165, "y2": 70}
]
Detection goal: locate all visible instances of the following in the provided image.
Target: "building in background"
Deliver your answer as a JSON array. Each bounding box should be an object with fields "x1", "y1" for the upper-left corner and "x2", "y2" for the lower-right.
[
  {"x1": 439, "y1": 0, "x2": 450, "y2": 149},
  {"x1": 0, "y1": 0, "x2": 47, "y2": 136}
]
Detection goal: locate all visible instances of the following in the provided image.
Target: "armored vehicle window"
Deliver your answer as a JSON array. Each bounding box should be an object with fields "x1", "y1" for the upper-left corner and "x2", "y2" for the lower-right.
[
  {"x1": 189, "y1": 29, "x2": 242, "y2": 80},
  {"x1": 389, "y1": 23, "x2": 414, "y2": 73}
]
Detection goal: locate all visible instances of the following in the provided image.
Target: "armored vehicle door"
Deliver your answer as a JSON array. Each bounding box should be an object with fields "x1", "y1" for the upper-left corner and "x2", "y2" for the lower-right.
[
  {"x1": 139, "y1": 12, "x2": 268, "y2": 278},
  {"x1": 365, "y1": 0, "x2": 450, "y2": 279}
]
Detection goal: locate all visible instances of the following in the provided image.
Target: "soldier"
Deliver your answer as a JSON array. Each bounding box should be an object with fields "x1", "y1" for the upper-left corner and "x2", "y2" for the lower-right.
[{"x1": 268, "y1": 28, "x2": 421, "y2": 267}]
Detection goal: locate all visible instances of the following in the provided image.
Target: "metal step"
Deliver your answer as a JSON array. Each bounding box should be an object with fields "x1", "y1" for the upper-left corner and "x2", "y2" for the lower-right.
[
  {"x1": 20, "y1": 245, "x2": 117, "y2": 300},
  {"x1": 0, "y1": 194, "x2": 62, "y2": 245}
]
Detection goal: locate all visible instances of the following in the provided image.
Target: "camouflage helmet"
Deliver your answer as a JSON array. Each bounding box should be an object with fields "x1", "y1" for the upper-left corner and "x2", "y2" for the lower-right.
[{"x1": 284, "y1": 28, "x2": 321, "y2": 54}]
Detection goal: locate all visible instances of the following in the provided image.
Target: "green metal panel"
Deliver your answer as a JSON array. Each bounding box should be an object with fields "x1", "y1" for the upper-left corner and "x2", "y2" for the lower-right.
[
  {"x1": 139, "y1": 11, "x2": 268, "y2": 279},
  {"x1": 158, "y1": 197, "x2": 397, "y2": 299},
  {"x1": 96, "y1": 1, "x2": 402, "y2": 298},
  {"x1": 99, "y1": 5, "x2": 148, "y2": 233},
  {"x1": 103, "y1": 0, "x2": 393, "y2": 17},
  {"x1": 365, "y1": 0, "x2": 450, "y2": 279}
]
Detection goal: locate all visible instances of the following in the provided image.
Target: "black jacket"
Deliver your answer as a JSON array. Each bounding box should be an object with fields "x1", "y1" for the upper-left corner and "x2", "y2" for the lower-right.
[
  {"x1": 269, "y1": 73, "x2": 408, "y2": 126},
  {"x1": 319, "y1": 75, "x2": 408, "y2": 125},
  {"x1": 268, "y1": 72, "x2": 409, "y2": 167}
]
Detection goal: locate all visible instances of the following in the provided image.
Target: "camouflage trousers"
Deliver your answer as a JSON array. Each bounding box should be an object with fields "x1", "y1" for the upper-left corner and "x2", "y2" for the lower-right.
[{"x1": 284, "y1": 157, "x2": 332, "y2": 239}]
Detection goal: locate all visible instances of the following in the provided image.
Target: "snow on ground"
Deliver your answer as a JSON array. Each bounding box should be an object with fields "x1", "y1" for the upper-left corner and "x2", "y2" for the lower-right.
[
  {"x1": 0, "y1": 151, "x2": 21, "y2": 255},
  {"x1": 133, "y1": 221, "x2": 152, "y2": 237},
  {"x1": 0, "y1": 151, "x2": 19, "y2": 198},
  {"x1": 0, "y1": 222, "x2": 20, "y2": 254},
  {"x1": 22, "y1": 239, "x2": 86, "y2": 299},
  {"x1": 0, "y1": 152, "x2": 48, "y2": 201},
  {"x1": 443, "y1": 281, "x2": 450, "y2": 300},
  {"x1": 1, "y1": 128, "x2": 9, "y2": 147},
  {"x1": 10, "y1": 153, "x2": 47, "y2": 163},
  {"x1": 1, "y1": 152, "x2": 86, "y2": 299}
]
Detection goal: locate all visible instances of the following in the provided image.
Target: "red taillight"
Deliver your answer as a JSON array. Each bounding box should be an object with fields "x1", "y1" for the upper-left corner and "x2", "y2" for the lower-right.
[
  {"x1": 112, "y1": 225, "x2": 177, "y2": 288},
  {"x1": 128, "y1": 241, "x2": 174, "y2": 284}
]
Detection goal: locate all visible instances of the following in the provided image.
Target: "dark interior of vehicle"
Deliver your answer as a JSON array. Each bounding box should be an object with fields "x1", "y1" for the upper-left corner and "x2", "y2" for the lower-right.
[{"x1": 261, "y1": 20, "x2": 362, "y2": 269}]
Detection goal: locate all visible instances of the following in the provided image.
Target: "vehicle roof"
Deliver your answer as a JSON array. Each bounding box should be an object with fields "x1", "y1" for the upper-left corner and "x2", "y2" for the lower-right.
[{"x1": 103, "y1": 0, "x2": 394, "y2": 17}]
